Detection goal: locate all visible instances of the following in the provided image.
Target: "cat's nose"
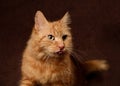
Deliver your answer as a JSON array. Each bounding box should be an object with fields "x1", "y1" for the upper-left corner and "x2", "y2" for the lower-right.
[{"x1": 59, "y1": 45, "x2": 64, "y2": 50}]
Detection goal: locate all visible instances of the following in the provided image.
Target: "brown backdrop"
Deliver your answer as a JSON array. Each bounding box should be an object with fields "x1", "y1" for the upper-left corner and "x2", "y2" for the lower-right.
[{"x1": 0, "y1": 0, "x2": 120, "y2": 86}]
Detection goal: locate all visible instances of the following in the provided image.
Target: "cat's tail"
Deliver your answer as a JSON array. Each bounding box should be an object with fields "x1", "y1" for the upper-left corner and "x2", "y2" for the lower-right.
[
  {"x1": 83, "y1": 60, "x2": 109, "y2": 74},
  {"x1": 70, "y1": 56, "x2": 109, "y2": 80},
  {"x1": 83, "y1": 60, "x2": 109, "y2": 80}
]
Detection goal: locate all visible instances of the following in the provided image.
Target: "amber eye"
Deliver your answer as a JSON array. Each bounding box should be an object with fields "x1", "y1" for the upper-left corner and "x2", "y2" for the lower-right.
[
  {"x1": 62, "y1": 35, "x2": 67, "y2": 40},
  {"x1": 48, "y1": 35, "x2": 55, "y2": 40}
]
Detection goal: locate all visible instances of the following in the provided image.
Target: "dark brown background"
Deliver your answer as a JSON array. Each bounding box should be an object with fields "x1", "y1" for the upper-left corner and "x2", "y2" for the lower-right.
[{"x1": 0, "y1": 0, "x2": 120, "y2": 86}]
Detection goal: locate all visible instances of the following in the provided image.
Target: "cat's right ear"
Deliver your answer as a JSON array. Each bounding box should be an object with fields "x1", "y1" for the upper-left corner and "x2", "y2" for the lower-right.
[
  {"x1": 34, "y1": 11, "x2": 48, "y2": 31},
  {"x1": 60, "y1": 12, "x2": 71, "y2": 25}
]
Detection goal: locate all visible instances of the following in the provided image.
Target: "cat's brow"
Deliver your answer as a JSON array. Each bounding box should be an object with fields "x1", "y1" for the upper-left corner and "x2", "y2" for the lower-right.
[{"x1": 50, "y1": 25, "x2": 63, "y2": 37}]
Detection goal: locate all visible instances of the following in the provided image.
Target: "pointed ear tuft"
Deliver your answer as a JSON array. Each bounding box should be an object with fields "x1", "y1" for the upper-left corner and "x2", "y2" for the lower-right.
[
  {"x1": 34, "y1": 11, "x2": 48, "y2": 30},
  {"x1": 61, "y1": 12, "x2": 71, "y2": 25}
]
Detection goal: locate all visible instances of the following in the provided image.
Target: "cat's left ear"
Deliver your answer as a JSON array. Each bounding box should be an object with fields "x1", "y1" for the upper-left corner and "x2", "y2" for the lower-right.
[{"x1": 60, "y1": 12, "x2": 71, "y2": 25}]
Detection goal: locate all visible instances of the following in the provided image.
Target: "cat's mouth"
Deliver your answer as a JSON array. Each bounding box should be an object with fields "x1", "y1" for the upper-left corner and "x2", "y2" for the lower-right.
[
  {"x1": 45, "y1": 50, "x2": 66, "y2": 57},
  {"x1": 56, "y1": 50, "x2": 65, "y2": 55},
  {"x1": 54, "y1": 49, "x2": 68, "y2": 56}
]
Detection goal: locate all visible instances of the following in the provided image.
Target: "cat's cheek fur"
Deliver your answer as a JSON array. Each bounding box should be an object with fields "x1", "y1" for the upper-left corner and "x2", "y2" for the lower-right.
[{"x1": 65, "y1": 39, "x2": 73, "y2": 52}]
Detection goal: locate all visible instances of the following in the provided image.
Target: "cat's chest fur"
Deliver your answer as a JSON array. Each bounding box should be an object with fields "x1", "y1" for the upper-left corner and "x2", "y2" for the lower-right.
[{"x1": 23, "y1": 56, "x2": 74, "y2": 85}]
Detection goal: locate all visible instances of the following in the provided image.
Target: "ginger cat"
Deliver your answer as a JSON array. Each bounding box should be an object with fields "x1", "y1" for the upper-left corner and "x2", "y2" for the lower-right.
[{"x1": 20, "y1": 11, "x2": 109, "y2": 86}]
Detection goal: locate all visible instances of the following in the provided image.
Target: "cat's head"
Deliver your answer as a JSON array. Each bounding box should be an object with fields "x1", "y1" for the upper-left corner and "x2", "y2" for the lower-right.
[{"x1": 32, "y1": 11, "x2": 73, "y2": 58}]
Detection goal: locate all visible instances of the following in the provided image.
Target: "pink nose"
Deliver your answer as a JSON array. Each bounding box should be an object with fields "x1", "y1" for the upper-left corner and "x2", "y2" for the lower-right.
[{"x1": 59, "y1": 45, "x2": 64, "y2": 50}]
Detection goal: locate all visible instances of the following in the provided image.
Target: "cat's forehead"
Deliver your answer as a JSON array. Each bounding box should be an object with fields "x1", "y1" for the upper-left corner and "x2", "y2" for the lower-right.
[
  {"x1": 49, "y1": 21, "x2": 70, "y2": 36},
  {"x1": 51, "y1": 21, "x2": 63, "y2": 29}
]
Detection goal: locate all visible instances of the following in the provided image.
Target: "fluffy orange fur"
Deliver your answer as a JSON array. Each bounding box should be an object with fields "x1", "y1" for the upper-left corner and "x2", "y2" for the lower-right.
[{"x1": 20, "y1": 11, "x2": 109, "y2": 86}]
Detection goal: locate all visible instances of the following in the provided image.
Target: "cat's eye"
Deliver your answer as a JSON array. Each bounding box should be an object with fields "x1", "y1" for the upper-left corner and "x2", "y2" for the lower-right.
[
  {"x1": 48, "y1": 35, "x2": 55, "y2": 40},
  {"x1": 62, "y1": 35, "x2": 68, "y2": 40}
]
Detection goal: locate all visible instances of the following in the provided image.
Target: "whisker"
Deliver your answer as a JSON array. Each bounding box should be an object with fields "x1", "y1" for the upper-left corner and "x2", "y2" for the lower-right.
[
  {"x1": 66, "y1": 47, "x2": 87, "y2": 62},
  {"x1": 42, "y1": 55, "x2": 47, "y2": 61},
  {"x1": 45, "y1": 55, "x2": 50, "y2": 63},
  {"x1": 72, "y1": 49, "x2": 88, "y2": 59},
  {"x1": 70, "y1": 51, "x2": 85, "y2": 62}
]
